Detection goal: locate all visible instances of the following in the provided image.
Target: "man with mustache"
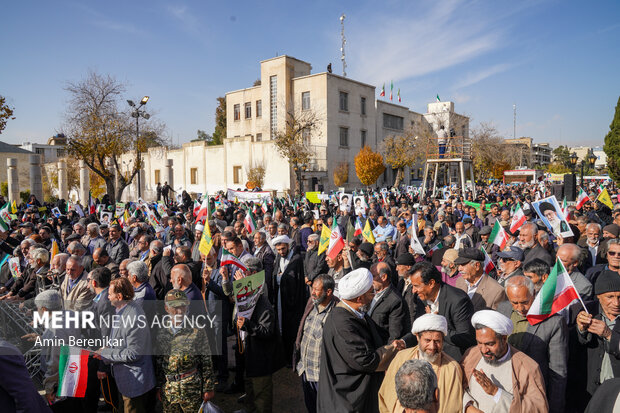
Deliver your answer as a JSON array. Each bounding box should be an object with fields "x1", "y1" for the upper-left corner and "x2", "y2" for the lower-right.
[{"x1": 461, "y1": 310, "x2": 548, "y2": 413}]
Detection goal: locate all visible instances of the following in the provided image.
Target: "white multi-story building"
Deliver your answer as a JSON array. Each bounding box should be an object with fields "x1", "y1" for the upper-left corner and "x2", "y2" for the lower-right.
[
  {"x1": 20, "y1": 134, "x2": 67, "y2": 164},
  {"x1": 116, "y1": 55, "x2": 469, "y2": 201}
]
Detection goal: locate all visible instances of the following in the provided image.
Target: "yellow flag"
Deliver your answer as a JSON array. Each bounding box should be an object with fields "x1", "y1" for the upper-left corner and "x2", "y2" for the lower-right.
[
  {"x1": 362, "y1": 219, "x2": 375, "y2": 244},
  {"x1": 318, "y1": 224, "x2": 331, "y2": 255},
  {"x1": 597, "y1": 188, "x2": 613, "y2": 209},
  {"x1": 10, "y1": 200, "x2": 16, "y2": 214},
  {"x1": 51, "y1": 240, "x2": 59, "y2": 260},
  {"x1": 199, "y1": 221, "x2": 214, "y2": 256}
]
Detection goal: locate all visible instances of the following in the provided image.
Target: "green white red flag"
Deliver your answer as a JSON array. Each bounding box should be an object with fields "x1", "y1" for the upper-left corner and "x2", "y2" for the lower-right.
[
  {"x1": 380, "y1": 84, "x2": 385, "y2": 97},
  {"x1": 480, "y1": 246, "x2": 495, "y2": 274},
  {"x1": 57, "y1": 346, "x2": 89, "y2": 398},
  {"x1": 244, "y1": 210, "x2": 257, "y2": 234},
  {"x1": 327, "y1": 220, "x2": 345, "y2": 260},
  {"x1": 527, "y1": 258, "x2": 583, "y2": 325},
  {"x1": 509, "y1": 204, "x2": 526, "y2": 233},
  {"x1": 427, "y1": 242, "x2": 443, "y2": 257},
  {"x1": 489, "y1": 221, "x2": 509, "y2": 250},
  {"x1": 576, "y1": 188, "x2": 589, "y2": 209},
  {"x1": 221, "y1": 248, "x2": 248, "y2": 272},
  {"x1": 354, "y1": 217, "x2": 363, "y2": 236}
]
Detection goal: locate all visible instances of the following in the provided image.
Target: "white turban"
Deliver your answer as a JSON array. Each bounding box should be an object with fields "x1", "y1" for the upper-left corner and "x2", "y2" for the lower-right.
[
  {"x1": 339, "y1": 268, "x2": 373, "y2": 300},
  {"x1": 411, "y1": 314, "x2": 448, "y2": 336},
  {"x1": 471, "y1": 310, "x2": 513, "y2": 336},
  {"x1": 195, "y1": 224, "x2": 204, "y2": 232},
  {"x1": 272, "y1": 235, "x2": 292, "y2": 246}
]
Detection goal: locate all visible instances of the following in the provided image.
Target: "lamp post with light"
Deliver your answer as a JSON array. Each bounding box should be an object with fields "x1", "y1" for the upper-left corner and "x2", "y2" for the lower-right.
[
  {"x1": 580, "y1": 149, "x2": 598, "y2": 188},
  {"x1": 293, "y1": 162, "x2": 307, "y2": 195},
  {"x1": 127, "y1": 96, "x2": 150, "y2": 198}
]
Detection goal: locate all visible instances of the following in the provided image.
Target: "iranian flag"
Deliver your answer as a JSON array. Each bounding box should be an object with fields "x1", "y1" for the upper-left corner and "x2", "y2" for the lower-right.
[
  {"x1": 576, "y1": 188, "x2": 589, "y2": 210},
  {"x1": 509, "y1": 204, "x2": 526, "y2": 233},
  {"x1": 427, "y1": 242, "x2": 443, "y2": 257},
  {"x1": 88, "y1": 192, "x2": 96, "y2": 215},
  {"x1": 261, "y1": 200, "x2": 268, "y2": 214},
  {"x1": 489, "y1": 221, "x2": 509, "y2": 250},
  {"x1": 480, "y1": 246, "x2": 495, "y2": 274},
  {"x1": 194, "y1": 198, "x2": 209, "y2": 224},
  {"x1": 390, "y1": 80, "x2": 393, "y2": 101},
  {"x1": 244, "y1": 210, "x2": 257, "y2": 234},
  {"x1": 526, "y1": 259, "x2": 582, "y2": 325},
  {"x1": 57, "y1": 346, "x2": 89, "y2": 398},
  {"x1": 221, "y1": 249, "x2": 248, "y2": 272},
  {"x1": 561, "y1": 197, "x2": 567, "y2": 215},
  {"x1": 354, "y1": 217, "x2": 363, "y2": 236},
  {"x1": 193, "y1": 200, "x2": 201, "y2": 216},
  {"x1": 327, "y1": 221, "x2": 345, "y2": 260},
  {"x1": 380, "y1": 83, "x2": 385, "y2": 97}
]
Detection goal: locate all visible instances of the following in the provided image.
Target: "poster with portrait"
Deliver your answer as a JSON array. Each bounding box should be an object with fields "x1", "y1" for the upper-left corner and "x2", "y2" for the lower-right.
[
  {"x1": 339, "y1": 193, "x2": 352, "y2": 212},
  {"x1": 353, "y1": 196, "x2": 367, "y2": 215},
  {"x1": 100, "y1": 211, "x2": 113, "y2": 225},
  {"x1": 532, "y1": 195, "x2": 573, "y2": 238}
]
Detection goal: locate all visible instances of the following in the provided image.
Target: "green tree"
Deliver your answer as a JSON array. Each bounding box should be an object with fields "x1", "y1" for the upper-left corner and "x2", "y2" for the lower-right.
[
  {"x1": 552, "y1": 145, "x2": 572, "y2": 168},
  {"x1": 195, "y1": 129, "x2": 212, "y2": 143},
  {"x1": 0, "y1": 95, "x2": 16, "y2": 134},
  {"x1": 211, "y1": 97, "x2": 226, "y2": 145},
  {"x1": 604, "y1": 97, "x2": 620, "y2": 182}
]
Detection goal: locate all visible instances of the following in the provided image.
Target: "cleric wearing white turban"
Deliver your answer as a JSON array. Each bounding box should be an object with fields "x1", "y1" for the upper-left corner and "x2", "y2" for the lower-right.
[
  {"x1": 339, "y1": 268, "x2": 374, "y2": 301},
  {"x1": 411, "y1": 313, "x2": 448, "y2": 336},
  {"x1": 471, "y1": 309, "x2": 514, "y2": 336},
  {"x1": 272, "y1": 234, "x2": 292, "y2": 246}
]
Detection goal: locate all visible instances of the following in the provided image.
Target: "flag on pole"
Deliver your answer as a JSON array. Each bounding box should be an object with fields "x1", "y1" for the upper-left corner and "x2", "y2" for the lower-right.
[
  {"x1": 526, "y1": 259, "x2": 583, "y2": 325},
  {"x1": 244, "y1": 210, "x2": 257, "y2": 234},
  {"x1": 390, "y1": 80, "x2": 393, "y2": 101},
  {"x1": 198, "y1": 221, "x2": 214, "y2": 256},
  {"x1": 346, "y1": 218, "x2": 356, "y2": 243},
  {"x1": 509, "y1": 204, "x2": 526, "y2": 233},
  {"x1": 327, "y1": 221, "x2": 345, "y2": 260},
  {"x1": 195, "y1": 198, "x2": 210, "y2": 223},
  {"x1": 489, "y1": 221, "x2": 509, "y2": 250},
  {"x1": 362, "y1": 218, "x2": 375, "y2": 244},
  {"x1": 261, "y1": 200, "x2": 268, "y2": 214},
  {"x1": 88, "y1": 192, "x2": 96, "y2": 215},
  {"x1": 57, "y1": 346, "x2": 89, "y2": 398},
  {"x1": 436, "y1": 94, "x2": 441, "y2": 102},
  {"x1": 10, "y1": 200, "x2": 17, "y2": 214},
  {"x1": 220, "y1": 248, "x2": 248, "y2": 272},
  {"x1": 576, "y1": 188, "x2": 589, "y2": 210},
  {"x1": 597, "y1": 188, "x2": 613, "y2": 209},
  {"x1": 380, "y1": 83, "x2": 385, "y2": 97},
  {"x1": 480, "y1": 246, "x2": 495, "y2": 274},
  {"x1": 428, "y1": 242, "x2": 443, "y2": 257},
  {"x1": 561, "y1": 197, "x2": 567, "y2": 215},
  {"x1": 318, "y1": 223, "x2": 332, "y2": 255},
  {"x1": 354, "y1": 217, "x2": 363, "y2": 237},
  {"x1": 397, "y1": 89, "x2": 401, "y2": 103}
]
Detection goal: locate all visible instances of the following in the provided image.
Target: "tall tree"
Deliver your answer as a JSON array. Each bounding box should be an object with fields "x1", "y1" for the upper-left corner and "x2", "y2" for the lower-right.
[
  {"x1": 0, "y1": 95, "x2": 15, "y2": 134},
  {"x1": 211, "y1": 97, "x2": 226, "y2": 145},
  {"x1": 552, "y1": 145, "x2": 572, "y2": 168},
  {"x1": 62, "y1": 71, "x2": 166, "y2": 203},
  {"x1": 604, "y1": 96, "x2": 620, "y2": 182},
  {"x1": 354, "y1": 145, "x2": 385, "y2": 187},
  {"x1": 471, "y1": 123, "x2": 519, "y2": 181}
]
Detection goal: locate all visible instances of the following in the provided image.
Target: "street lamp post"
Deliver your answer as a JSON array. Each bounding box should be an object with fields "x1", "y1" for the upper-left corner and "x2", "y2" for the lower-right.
[
  {"x1": 580, "y1": 149, "x2": 598, "y2": 188},
  {"x1": 127, "y1": 96, "x2": 150, "y2": 198},
  {"x1": 293, "y1": 163, "x2": 307, "y2": 195}
]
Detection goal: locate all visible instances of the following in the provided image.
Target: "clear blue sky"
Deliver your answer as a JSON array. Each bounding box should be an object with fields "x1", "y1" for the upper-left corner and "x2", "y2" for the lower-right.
[{"x1": 2, "y1": 0, "x2": 619, "y2": 148}]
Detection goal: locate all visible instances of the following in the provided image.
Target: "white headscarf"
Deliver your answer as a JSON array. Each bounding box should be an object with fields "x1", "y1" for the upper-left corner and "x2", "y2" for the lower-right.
[
  {"x1": 411, "y1": 313, "x2": 448, "y2": 336},
  {"x1": 339, "y1": 268, "x2": 373, "y2": 300},
  {"x1": 471, "y1": 310, "x2": 513, "y2": 336}
]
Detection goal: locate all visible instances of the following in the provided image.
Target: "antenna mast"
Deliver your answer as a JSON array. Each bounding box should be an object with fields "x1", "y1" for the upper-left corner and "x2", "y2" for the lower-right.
[{"x1": 340, "y1": 14, "x2": 347, "y2": 77}]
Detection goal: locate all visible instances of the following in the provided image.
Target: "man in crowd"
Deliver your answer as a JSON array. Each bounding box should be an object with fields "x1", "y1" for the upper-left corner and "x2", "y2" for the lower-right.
[
  {"x1": 455, "y1": 248, "x2": 506, "y2": 311},
  {"x1": 105, "y1": 224, "x2": 130, "y2": 265},
  {"x1": 369, "y1": 262, "x2": 410, "y2": 345}
]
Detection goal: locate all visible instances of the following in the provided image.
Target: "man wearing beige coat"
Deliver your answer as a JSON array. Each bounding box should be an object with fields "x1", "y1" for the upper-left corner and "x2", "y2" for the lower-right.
[
  {"x1": 60, "y1": 255, "x2": 95, "y2": 310},
  {"x1": 454, "y1": 248, "x2": 506, "y2": 311}
]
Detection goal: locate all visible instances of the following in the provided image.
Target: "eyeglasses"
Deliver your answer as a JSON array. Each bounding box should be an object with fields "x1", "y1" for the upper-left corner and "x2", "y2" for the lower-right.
[{"x1": 608, "y1": 251, "x2": 620, "y2": 257}]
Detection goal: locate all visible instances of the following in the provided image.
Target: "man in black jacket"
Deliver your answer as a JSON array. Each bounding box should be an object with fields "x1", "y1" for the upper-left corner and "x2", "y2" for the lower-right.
[
  {"x1": 303, "y1": 234, "x2": 328, "y2": 286},
  {"x1": 369, "y1": 262, "x2": 410, "y2": 345}
]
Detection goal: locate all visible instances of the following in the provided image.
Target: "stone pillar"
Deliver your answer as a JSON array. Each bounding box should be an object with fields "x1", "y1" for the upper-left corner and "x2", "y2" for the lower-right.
[
  {"x1": 58, "y1": 160, "x2": 68, "y2": 200},
  {"x1": 79, "y1": 160, "x2": 90, "y2": 204},
  {"x1": 29, "y1": 154, "x2": 43, "y2": 202},
  {"x1": 165, "y1": 159, "x2": 174, "y2": 189},
  {"x1": 7, "y1": 158, "x2": 19, "y2": 204}
]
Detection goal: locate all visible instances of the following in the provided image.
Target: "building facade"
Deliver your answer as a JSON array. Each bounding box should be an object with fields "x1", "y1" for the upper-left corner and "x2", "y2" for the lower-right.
[
  {"x1": 110, "y1": 55, "x2": 469, "y2": 201},
  {"x1": 20, "y1": 134, "x2": 67, "y2": 164},
  {"x1": 504, "y1": 137, "x2": 552, "y2": 168}
]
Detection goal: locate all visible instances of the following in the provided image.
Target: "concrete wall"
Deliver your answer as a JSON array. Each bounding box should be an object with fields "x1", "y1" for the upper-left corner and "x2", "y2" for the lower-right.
[{"x1": 0, "y1": 153, "x2": 34, "y2": 192}]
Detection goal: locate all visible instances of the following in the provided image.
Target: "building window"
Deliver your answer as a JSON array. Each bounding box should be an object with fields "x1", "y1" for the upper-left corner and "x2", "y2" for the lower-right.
[
  {"x1": 339, "y1": 91, "x2": 349, "y2": 112},
  {"x1": 154, "y1": 170, "x2": 161, "y2": 183},
  {"x1": 56, "y1": 149, "x2": 65, "y2": 157},
  {"x1": 383, "y1": 113, "x2": 404, "y2": 130},
  {"x1": 234, "y1": 104, "x2": 240, "y2": 121},
  {"x1": 244, "y1": 102, "x2": 251, "y2": 119},
  {"x1": 35, "y1": 148, "x2": 44, "y2": 155},
  {"x1": 360, "y1": 97, "x2": 366, "y2": 115},
  {"x1": 361, "y1": 130, "x2": 367, "y2": 147},
  {"x1": 256, "y1": 133, "x2": 262, "y2": 142},
  {"x1": 233, "y1": 166, "x2": 242, "y2": 184},
  {"x1": 270, "y1": 75, "x2": 278, "y2": 139},
  {"x1": 256, "y1": 100, "x2": 262, "y2": 117},
  {"x1": 339, "y1": 127, "x2": 349, "y2": 147},
  {"x1": 190, "y1": 168, "x2": 198, "y2": 184},
  {"x1": 302, "y1": 91, "x2": 311, "y2": 111}
]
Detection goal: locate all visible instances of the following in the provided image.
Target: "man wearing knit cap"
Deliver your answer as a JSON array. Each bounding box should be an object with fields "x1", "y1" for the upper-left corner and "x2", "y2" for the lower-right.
[
  {"x1": 318, "y1": 268, "x2": 401, "y2": 413},
  {"x1": 461, "y1": 310, "x2": 548, "y2": 413},
  {"x1": 576, "y1": 270, "x2": 620, "y2": 405},
  {"x1": 379, "y1": 314, "x2": 463, "y2": 413}
]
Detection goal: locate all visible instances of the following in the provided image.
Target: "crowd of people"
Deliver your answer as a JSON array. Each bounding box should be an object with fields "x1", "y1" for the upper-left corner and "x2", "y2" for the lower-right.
[{"x1": 1, "y1": 180, "x2": 620, "y2": 413}]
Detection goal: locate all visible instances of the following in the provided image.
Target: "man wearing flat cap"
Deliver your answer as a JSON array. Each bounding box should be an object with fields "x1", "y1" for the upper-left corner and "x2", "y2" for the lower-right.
[
  {"x1": 318, "y1": 268, "x2": 401, "y2": 413},
  {"x1": 575, "y1": 270, "x2": 620, "y2": 405},
  {"x1": 455, "y1": 248, "x2": 506, "y2": 312},
  {"x1": 495, "y1": 245, "x2": 525, "y2": 287},
  {"x1": 271, "y1": 234, "x2": 305, "y2": 364},
  {"x1": 379, "y1": 314, "x2": 463, "y2": 413},
  {"x1": 462, "y1": 310, "x2": 548, "y2": 413}
]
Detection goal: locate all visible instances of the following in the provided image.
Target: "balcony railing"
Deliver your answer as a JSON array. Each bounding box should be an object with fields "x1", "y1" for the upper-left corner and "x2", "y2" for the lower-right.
[{"x1": 425, "y1": 136, "x2": 472, "y2": 160}]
